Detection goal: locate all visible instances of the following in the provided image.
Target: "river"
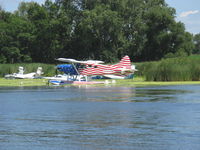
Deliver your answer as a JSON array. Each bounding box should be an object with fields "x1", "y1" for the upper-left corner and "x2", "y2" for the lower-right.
[{"x1": 0, "y1": 85, "x2": 200, "y2": 150}]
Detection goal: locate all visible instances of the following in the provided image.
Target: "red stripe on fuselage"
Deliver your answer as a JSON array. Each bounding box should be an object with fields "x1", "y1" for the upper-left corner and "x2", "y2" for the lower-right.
[{"x1": 78, "y1": 55, "x2": 132, "y2": 76}]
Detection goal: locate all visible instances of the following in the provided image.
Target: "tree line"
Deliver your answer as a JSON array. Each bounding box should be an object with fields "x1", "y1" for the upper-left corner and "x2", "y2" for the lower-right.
[{"x1": 0, "y1": 0, "x2": 200, "y2": 64}]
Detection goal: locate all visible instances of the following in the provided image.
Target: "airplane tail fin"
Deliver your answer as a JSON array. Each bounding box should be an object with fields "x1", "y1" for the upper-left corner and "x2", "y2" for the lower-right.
[
  {"x1": 117, "y1": 55, "x2": 132, "y2": 69},
  {"x1": 114, "y1": 55, "x2": 138, "y2": 74}
]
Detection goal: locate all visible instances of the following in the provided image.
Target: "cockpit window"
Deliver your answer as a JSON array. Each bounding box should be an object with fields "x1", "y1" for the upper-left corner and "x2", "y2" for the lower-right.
[{"x1": 79, "y1": 64, "x2": 86, "y2": 68}]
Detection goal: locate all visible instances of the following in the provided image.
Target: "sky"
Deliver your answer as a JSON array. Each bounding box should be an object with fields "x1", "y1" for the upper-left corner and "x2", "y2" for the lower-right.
[
  {"x1": 0, "y1": 0, "x2": 200, "y2": 34},
  {"x1": 0, "y1": 0, "x2": 46, "y2": 10},
  {"x1": 166, "y1": 0, "x2": 200, "y2": 34}
]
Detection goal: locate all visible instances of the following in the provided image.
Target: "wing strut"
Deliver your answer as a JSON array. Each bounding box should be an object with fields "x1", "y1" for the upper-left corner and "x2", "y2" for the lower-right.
[{"x1": 72, "y1": 63, "x2": 80, "y2": 75}]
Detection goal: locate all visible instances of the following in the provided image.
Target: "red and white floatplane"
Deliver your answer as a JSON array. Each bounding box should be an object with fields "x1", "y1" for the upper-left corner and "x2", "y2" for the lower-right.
[{"x1": 48, "y1": 55, "x2": 137, "y2": 85}]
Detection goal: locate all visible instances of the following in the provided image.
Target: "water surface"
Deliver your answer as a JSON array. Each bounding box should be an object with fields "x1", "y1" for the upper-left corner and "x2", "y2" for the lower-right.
[{"x1": 1, "y1": 85, "x2": 200, "y2": 150}]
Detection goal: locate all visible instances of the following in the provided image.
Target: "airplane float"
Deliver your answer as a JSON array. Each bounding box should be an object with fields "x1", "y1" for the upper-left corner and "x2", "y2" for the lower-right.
[{"x1": 48, "y1": 55, "x2": 137, "y2": 85}]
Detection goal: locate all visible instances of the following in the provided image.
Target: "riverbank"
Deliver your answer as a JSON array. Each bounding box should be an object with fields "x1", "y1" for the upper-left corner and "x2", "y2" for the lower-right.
[
  {"x1": 1, "y1": 55, "x2": 200, "y2": 82},
  {"x1": 1, "y1": 77, "x2": 200, "y2": 87},
  {"x1": 0, "y1": 78, "x2": 48, "y2": 87}
]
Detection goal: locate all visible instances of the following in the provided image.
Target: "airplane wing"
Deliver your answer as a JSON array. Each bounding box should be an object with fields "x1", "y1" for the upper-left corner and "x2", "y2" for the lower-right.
[
  {"x1": 56, "y1": 58, "x2": 104, "y2": 64},
  {"x1": 84, "y1": 60, "x2": 104, "y2": 64},
  {"x1": 56, "y1": 58, "x2": 80, "y2": 63}
]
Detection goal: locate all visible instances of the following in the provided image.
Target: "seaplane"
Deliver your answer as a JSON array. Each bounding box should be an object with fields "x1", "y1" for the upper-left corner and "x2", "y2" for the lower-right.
[
  {"x1": 48, "y1": 55, "x2": 137, "y2": 85},
  {"x1": 4, "y1": 66, "x2": 43, "y2": 79}
]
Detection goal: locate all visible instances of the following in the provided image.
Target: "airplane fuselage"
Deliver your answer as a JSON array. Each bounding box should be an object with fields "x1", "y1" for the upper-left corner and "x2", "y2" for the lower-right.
[
  {"x1": 56, "y1": 55, "x2": 137, "y2": 78},
  {"x1": 78, "y1": 64, "x2": 131, "y2": 76}
]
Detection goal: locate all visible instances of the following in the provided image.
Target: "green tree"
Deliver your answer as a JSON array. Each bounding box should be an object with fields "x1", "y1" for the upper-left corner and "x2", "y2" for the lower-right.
[
  {"x1": 193, "y1": 33, "x2": 200, "y2": 54},
  {"x1": 74, "y1": 4, "x2": 123, "y2": 61},
  {"x1": 0, "y1": 0, "x2": 196, "y2": 63},
  {"x1": 140, "y1": 0, "x2": 175, "y2": 60},
  {"x1": 0, "y1": 8, "x2": 34, "y2": 63}
]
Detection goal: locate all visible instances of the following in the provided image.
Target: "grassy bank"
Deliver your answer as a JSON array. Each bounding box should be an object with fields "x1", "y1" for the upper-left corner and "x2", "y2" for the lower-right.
[
  {"x1": 1, "y1": 77, "x2": 200, "y2": 87},
  {"x1": 135, "y1": 55, "x2": 200, "y2": 81},
  {"x1": 0, "y1": 78, "x2": 48, "y2": 87},
  {"x1": 1, "y1": 55, "x2": 200, "y2": 82},
  {"x1": 115, "y1": 78, "x2": 200, "y2": 86}
]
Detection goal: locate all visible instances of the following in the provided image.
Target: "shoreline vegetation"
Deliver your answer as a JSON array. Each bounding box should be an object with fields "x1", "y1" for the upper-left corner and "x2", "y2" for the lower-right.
[
  {"x1": 0, "y1": 78, "x2": 48, "y2": 87},
  {"x1": 1, "y1": 77, "x2": 200, "y2": 87},
  {"x1": 136, "y1": 55, "x2": 200, "y2": 81},
  {"x1": 1, "y1": 55, "x2": 200, "y2": 87}
]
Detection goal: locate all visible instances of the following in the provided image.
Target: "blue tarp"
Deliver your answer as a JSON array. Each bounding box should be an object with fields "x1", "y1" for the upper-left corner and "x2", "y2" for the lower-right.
[{"x1": 56, "y1": 64, "x2": 78, "y2": 75}]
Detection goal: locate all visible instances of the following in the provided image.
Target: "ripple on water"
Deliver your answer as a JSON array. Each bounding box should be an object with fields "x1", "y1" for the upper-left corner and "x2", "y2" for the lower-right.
[{"x1": 1, "y1": 85, "x2": 200, "y2": 150}]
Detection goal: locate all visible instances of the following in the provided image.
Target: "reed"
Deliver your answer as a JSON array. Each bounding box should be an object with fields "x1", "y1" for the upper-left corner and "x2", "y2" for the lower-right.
[
  {"x1": 136, "y1": 55, "x2": 200, "y2": 81},
  {"x1": 1, "y1": 55, "x2": 200, "y2": 81}
]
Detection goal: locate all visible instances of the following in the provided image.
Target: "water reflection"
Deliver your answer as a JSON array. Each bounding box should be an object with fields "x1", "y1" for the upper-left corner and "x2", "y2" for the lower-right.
[
  {"x1": 1, "y1": 85, "x2": 200, "y2": 150},
  {"x1": 69, "y1": 85, "x2": 187, "y2": 103}
]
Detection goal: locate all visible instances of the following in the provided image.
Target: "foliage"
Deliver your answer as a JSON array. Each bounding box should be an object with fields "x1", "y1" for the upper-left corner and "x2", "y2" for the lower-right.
[
  {"x1": 193, "y1": 33, "x2": 200, "y2": 54},
  {"x1": 0, "y1": 0, "x2": 195, "y2": 63},
  {"x1": 1, "y1": 55, "x2": 200, "y2": 81},
  {"x1": 136, "y1": 55, "x2": 200, "y2": 81}
]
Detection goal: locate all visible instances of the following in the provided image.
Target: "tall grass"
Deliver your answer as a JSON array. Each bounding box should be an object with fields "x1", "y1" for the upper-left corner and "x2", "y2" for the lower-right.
[
  {"x1": 0, "y1": 63, "x2": 55, "y2": 77},
  {"x1": 2, "y1": 55, "x2": 200, "y2": 81},
  {"x1": 135, "y1": 55, "x2": 200, "y2": 81}
]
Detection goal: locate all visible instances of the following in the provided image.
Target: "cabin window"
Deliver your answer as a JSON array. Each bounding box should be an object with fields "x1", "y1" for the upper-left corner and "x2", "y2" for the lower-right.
[
  {"x1": 88, "y1": 65, "x2": 92, "y2": 68},
  {"x1": 79, "y1": 65, "x2": 86, "y2": 69},
  {"x1": 94, "y1": 66, "x2": 98, "y2": 68}
]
